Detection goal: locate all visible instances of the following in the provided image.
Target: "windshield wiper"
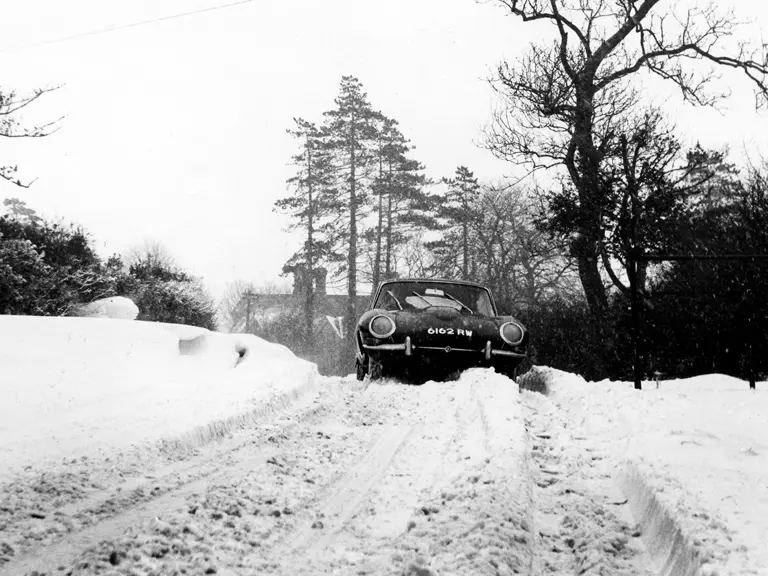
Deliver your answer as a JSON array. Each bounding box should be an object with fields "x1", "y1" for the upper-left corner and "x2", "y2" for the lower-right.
[
  {"x1": 387, "y1": 290, "x2": 403, "y2": 311},
  {"x1": 443, "y1": 291, "x2": 473, "y2": 314},
  {"x1": 411, "y1": 291, "x2": 433, "y2": 308}
]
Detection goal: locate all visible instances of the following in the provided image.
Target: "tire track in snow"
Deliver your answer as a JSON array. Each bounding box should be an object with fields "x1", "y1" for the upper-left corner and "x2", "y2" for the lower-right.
[
  {"x1": 2, "y1": 445, "x2": 283, "y2": 576},
  {"x1": 0, "y1": 378, "x2": 323, "y2": 562},
  {"x1": 368, "y1": 379, "x2": 480, "y2": 540},
  {"x1": 381, "y1": 371, "x2": 535, "y2": 576},
  {"x1": 521, "y1": 389, "x2": 656, "y2": 575},
  {"x1": 0, "y1": 383, "x2": 330, "y2": 576},
  {"x1": 288, "y1": 423, "x2": 414, "y2": 556},
  {"x1": 1, "y1": 377, "x2": 408, "y2": 576},
  {"x1": 3, "y1": 371, "x2": 537, "y2": 576},
  {"x1": 290, "y1": 379, "x2": 480, "y2": 574}
]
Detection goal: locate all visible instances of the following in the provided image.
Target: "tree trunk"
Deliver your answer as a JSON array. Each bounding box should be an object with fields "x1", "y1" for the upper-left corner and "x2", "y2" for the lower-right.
[
  {"x1": 637, "y1": 260, "x2": 648, "y2": 293},
  {"x1": 566, "y1": 82, "x2": 617, "y2": 374},
  {"x1": 305, "y1": 139, "x2": 315, "y2": 350},
  {"x1": 462, "y1": 222, "x2": 469, "y2": 279},
  {"x1": 385, "y1": 192, "x2": 393, "y2": 278},
  {"x1": 576, "y1": 239, "x2": 607, "y2": 315},
  {"x1": 372, "y1": 149, "x2": 384, "y2": 293},
  {"x1": 346, "y1": 124, "x2": 358, "y2": 342}
]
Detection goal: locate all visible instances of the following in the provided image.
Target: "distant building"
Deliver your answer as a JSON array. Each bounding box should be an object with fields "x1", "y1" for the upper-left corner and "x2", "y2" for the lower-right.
[{"x1": 232, "y1": 266, "x2": 368, "y2": 337}]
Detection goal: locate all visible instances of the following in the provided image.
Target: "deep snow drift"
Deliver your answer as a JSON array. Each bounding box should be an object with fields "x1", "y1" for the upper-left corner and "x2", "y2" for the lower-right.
[
  {"x1": 544, "y1": 368, "x2": 768, "y2": 575},
  {"x1": 0, "y1": 315, "x2": 317, "y2": 483}
]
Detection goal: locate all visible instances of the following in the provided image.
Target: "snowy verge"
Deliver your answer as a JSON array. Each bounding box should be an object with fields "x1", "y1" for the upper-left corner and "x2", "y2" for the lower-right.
[
  {"x1": 616, "y1": 461, "x2": 699, "y2": 576},
  {"x1": 0, "y1": 315, "x2": 319, "y2": 483},
  {"x1": 540, "y1": 366, "x2": 768, "y2": 575},
  {"x1": 540, "y1": 367, "x2": 698, "y2": 575}
]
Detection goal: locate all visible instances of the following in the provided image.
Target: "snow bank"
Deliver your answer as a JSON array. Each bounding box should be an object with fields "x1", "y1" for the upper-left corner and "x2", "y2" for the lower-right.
[
  {"x1": 72, "y1": 296, "x2": 139, "y2": 320},
  {"x1": 615, "y1": 461, "x2": 699, "y2": 576},
  {"x1": 545, "y1": 368, "x2": 768, "y2": 576},
  {"x1": 0, "y1": 316, "x2": 318, "y2": 483}
]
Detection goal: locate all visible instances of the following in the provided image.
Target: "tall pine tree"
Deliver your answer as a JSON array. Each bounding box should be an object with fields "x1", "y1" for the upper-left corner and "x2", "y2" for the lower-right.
[
  {"x1": 428, "y1": 166, "x2": 481, "y2": 279},
  {"x1": 368, "y1": 117, "x2": 431, "y2": 288},
  {"x1": 274, "y1": 117, "x2": 337, "y2": 347},
  {"x1": 322, "y1": 76, "x2": 381, "y2": 338}
]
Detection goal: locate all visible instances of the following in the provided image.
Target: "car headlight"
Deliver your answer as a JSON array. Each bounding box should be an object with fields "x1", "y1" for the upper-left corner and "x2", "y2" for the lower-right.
[
  {"x1": 500, "y1": 321, "x2": 524, "y2": 346},
  {"x1": 369, "y1": 314, "x2": 396, "y2": 338}
]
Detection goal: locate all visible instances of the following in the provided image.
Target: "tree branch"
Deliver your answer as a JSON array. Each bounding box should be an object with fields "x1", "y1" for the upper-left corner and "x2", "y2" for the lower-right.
[{"x1": 497, "y1": 0, "x2": 592, "y2": 54}]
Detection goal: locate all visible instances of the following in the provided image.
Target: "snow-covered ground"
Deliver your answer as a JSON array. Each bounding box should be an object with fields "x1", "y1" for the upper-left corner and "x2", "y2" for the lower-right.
[
  {"x1": 0, "y1": 315, "x2": 318, "y2": 483},
  {"x1": 541, "y1": 368, "x2": 768, "y2": 576},
  {"x1": 0, "y1": 314, "x2": 765, "y2": 575}
]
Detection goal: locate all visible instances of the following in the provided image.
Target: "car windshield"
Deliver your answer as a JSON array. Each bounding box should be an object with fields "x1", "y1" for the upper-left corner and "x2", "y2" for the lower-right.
[{"x1": 374, "y1": 281, "x2": 495, "y2": 317}]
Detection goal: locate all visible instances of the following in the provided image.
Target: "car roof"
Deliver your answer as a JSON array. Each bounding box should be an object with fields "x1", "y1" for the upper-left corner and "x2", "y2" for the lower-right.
[{"x1": 377, "y1": 277, "x2": 491, "y2": 290}]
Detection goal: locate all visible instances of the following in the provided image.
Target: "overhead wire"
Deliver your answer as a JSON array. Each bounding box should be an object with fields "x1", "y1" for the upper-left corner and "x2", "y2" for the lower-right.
[{"x1": 0, "y1": 0, "x2": 256, "y2": 54}]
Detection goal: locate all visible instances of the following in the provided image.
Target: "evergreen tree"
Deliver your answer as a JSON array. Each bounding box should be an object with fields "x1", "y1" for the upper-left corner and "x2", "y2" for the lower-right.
[
  {"x1": 2, "y1": 198, "x2": 42, "y2": 224},
  {"x1": 322, "y1": 76, "x2": 381, "y2": 337},
  {"x1": 368, "y1": 117, "x2": 431, "y2": 287},
  {"x1": 428, "y1": 166, "x2": 481, "y2": 280},
  {"x1": 274, "y1": 117, "x2": 338, "y2": 346}
]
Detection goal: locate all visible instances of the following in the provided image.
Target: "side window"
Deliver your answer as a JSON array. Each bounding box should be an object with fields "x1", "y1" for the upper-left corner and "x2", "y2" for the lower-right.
[{"x1": 476, "y1": 293, "x2": 493, "y2": 316}]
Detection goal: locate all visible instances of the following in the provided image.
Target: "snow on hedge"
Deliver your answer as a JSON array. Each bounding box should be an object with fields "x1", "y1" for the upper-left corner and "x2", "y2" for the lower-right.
[
  {"x1": 546, "y1": 368, "x2": 768, "y2": 575},
  {"x1": 0, "y1": 316, "x2": 317, "y2": 483}
]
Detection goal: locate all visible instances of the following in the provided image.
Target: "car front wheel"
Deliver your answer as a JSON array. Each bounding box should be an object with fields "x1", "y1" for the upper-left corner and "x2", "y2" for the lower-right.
[
  {"x1": 356, "y1": 357, "x2": 367, "y2": 381},
  {"x1": 368, "y1": 358, "x2": 384, "y2": 381}
]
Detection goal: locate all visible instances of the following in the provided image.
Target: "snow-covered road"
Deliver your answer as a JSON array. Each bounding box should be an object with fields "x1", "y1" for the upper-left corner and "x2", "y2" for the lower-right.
[
  {"x1": 0, "y1": 367, "x2": 663, "y2": 576},
  {"x1": 1, "y1": 371, "x2": 535, "y2": 575}
]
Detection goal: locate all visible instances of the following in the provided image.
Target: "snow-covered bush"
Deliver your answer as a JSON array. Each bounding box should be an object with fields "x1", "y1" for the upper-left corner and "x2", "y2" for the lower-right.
[
  {"x1": 129, "y1": 259, "x2": 217, "y2": 330},
  {"x1": 0, "y1": 217, "x2": 125, "y2": 315},
  {"x1": 0, "y1": 216, "x2": 217, "y2": 331},
  {"x1": 0, "y1": 235, "x2": 53, "y2": 314}
]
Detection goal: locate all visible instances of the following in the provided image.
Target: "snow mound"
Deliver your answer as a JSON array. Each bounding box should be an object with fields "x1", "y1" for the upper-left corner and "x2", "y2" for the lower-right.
[
  {"x1": 71, "y1": 296, "x2": 140, "y2": 320},
  {"x1": 0, "y1": 315, "x2": 318, "y2": 483}
]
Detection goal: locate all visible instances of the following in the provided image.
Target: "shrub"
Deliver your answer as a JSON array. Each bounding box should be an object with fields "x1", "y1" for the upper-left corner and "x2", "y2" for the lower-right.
[
  {"x1": 0, "y1": 215, "x2": 217, "y2": 331},
  {"x1": 516, "y1": 297, "x2": 614, "y2": 381}
]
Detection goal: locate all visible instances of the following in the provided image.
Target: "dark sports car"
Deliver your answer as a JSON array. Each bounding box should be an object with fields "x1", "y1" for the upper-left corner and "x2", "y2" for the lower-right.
[{"x1": 354, "y1": 278, "x2": 528, "y2": 382}]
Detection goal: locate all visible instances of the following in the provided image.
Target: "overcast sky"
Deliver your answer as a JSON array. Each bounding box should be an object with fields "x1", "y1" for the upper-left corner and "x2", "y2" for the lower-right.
[{"x1": 2, "y1": 0, "x2": 768, "y2": 299}]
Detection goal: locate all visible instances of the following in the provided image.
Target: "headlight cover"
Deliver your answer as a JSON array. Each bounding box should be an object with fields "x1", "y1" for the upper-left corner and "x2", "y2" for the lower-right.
[
  {"x1": 369, "y1": 314, "x2": 396, "y2": 338},
  {"x1": 500, "y1": 321, "x2": 524, "y2": 346}
]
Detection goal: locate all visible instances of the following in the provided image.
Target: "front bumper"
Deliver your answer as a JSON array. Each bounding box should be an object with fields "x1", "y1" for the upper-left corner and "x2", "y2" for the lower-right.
[{"x1": 362, "y1": 336, "x2": 526, "y2": 360}]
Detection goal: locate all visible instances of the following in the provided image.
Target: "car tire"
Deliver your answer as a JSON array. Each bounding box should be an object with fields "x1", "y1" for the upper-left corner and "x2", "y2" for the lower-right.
[
  {"x1": 369, "y1": 358, "x2": 384, "y2": 381},
  {"x1": 355, "y1": 358, "x2": 367, "y2": 381}
]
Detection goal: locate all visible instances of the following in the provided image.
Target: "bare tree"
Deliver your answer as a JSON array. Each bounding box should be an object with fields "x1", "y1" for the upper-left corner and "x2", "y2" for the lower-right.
[
  {"x1": 484, "y1": 0, "x2": 768, "y2": 323},
  {"x1": 399, "y1": 237, "x2": 433, "y2": 278},
  {"x1": 468, "y1": 184, "x2": 579, "y2": 311},
  {"x1": 218, "y1": 279, "x2": 288, "y2": 333},
  {"x1": 124, "y1": 239, "x2": 177, "y2": 271},
  {"x1": 1, "y1": 86, "x2": 62, "y2": 188},
  {"x1": 218, "y1": 279, "x2": 257, "y2": 332}
]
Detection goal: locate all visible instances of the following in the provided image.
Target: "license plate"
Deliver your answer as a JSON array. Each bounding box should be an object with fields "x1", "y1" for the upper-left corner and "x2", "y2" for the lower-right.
[{"x1": 426, "y1": 327, "x2": 472, "y2": 337}]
